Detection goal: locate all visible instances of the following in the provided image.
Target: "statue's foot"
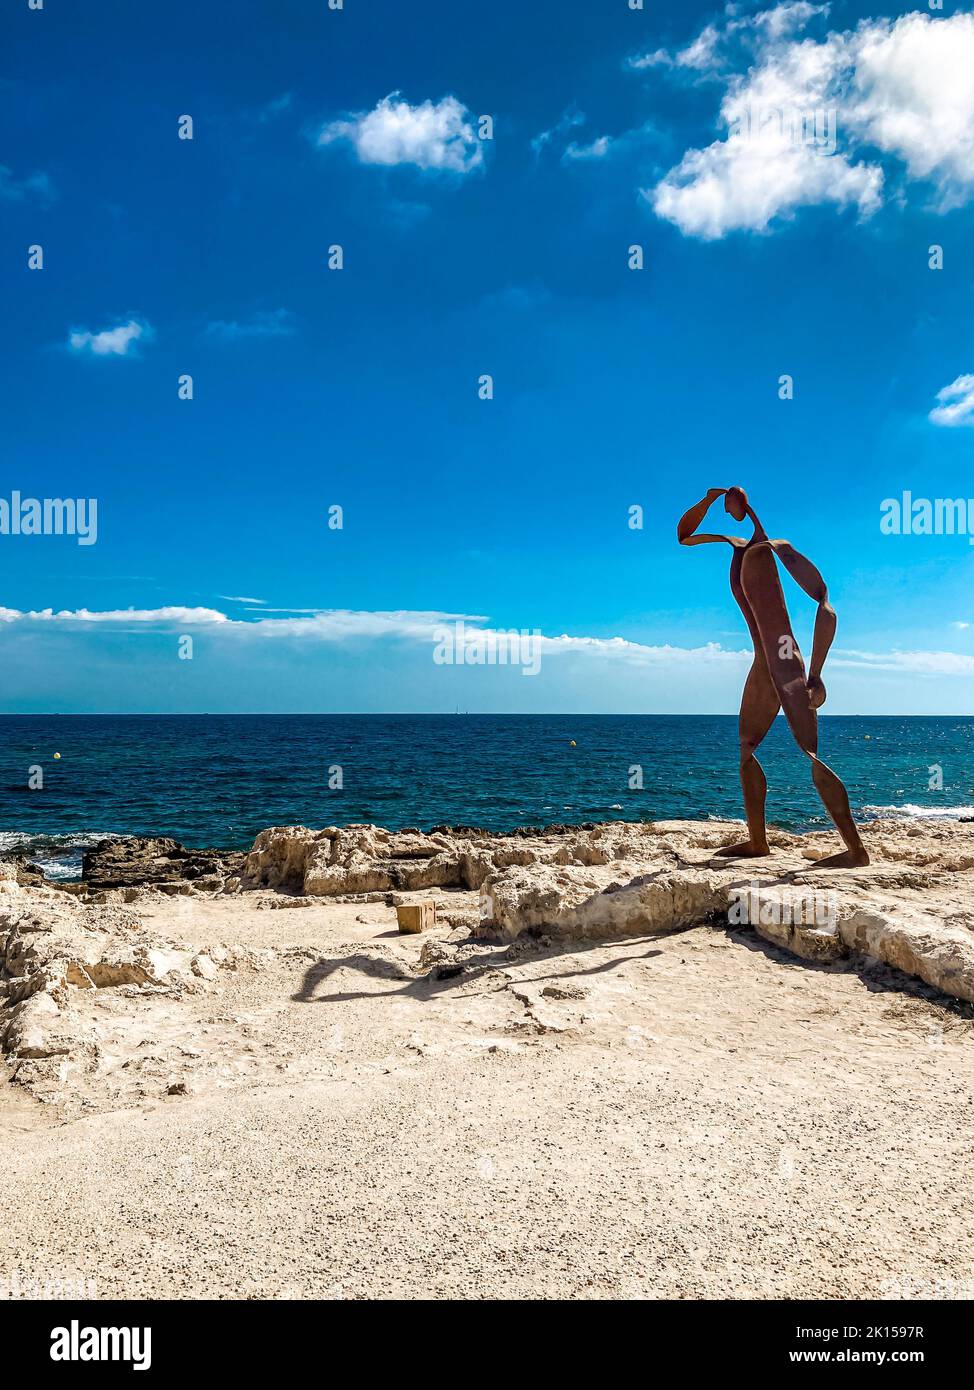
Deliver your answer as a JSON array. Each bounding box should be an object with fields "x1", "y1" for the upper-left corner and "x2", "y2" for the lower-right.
[
  {"x1": 804, "y1": 847, "x2": 869, "y2": 869},
  {"x1": 715, "y1": 841, "x2": 771, "y2": 859}
]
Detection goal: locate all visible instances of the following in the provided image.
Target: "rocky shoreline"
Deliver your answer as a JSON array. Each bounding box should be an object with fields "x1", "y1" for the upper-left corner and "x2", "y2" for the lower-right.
[
  {"x1": 2, "y1": 815, "x2": 973, "y2": 1112},
  {"x1": 3, "y1": 814, "x2": 973, "y2": 1300}
]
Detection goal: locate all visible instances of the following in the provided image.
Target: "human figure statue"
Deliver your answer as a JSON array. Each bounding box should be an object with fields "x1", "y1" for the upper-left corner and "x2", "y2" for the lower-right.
[{"x1": 678, "y1": 486, "x2": 869, "y2": 868}]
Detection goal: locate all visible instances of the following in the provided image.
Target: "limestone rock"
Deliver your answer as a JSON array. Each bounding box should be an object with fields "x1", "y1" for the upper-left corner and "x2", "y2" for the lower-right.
[{"x1": 840, "y1": 908, "x2": 974, "y2": 1004}]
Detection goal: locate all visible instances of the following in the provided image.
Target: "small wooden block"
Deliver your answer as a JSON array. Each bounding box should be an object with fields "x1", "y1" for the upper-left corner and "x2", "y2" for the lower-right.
[{"x1": 396, "y1": 901, "x2": 435, "y2": 934}]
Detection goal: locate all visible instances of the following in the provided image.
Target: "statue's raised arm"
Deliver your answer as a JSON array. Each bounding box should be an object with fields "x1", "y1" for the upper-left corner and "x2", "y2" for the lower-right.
[{"x1": 677, "y1": 488, "x2": 742, "y2": 547}]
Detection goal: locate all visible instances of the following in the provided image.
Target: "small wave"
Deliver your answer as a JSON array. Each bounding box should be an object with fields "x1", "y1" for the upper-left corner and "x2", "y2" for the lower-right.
[
  {"x1": 0, "y1": 830, "x2": 123, "y2": 880},
  {"x1": 863, "y1": 803, "x2": 974, "y2": 821}
]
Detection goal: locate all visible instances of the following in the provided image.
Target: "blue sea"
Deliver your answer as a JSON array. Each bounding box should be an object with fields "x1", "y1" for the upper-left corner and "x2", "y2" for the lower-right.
[{"x1": 0, "y1": 714, "x2": 972, "y2": 879}]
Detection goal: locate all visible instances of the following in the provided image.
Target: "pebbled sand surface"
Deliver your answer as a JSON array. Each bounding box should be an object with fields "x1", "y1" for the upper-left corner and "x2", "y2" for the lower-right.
[{"x1": 2, "y1": 891, "x2": 972, "y2": 1301}]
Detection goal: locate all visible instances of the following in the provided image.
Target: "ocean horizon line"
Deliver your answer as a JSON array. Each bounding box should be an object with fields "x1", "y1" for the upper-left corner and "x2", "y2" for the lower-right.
[{"x1": 0, "y1": 711, "x2": 968, "y2": 720}]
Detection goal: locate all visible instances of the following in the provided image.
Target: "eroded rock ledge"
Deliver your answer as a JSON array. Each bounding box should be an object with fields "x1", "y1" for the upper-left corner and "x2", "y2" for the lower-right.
[{"x1": 237, "y1": 818, "x2": 974, "y2": 1004}]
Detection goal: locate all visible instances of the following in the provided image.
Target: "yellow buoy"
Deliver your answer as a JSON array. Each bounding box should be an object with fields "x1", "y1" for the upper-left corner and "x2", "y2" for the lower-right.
[
  {"x1": 53, "y1": 752, "x2": 61, "y2": 759},
  {"x1": 569, "y1": 740, "x2": 576, "y2": 747}
]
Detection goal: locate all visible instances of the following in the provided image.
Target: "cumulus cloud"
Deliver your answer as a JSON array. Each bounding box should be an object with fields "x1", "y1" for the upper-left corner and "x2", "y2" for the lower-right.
[
  {"x1": 317, "y1": 93, "x2": 482, "y2": 173},
  {"x1": 929, "y1": 375, "x2": 974, "y2": 428},
  {"x1": 651, "y1": 134, "x2": 881, "y2": 239},
  {"x1": 850, "y1": 13, "x2": 974, "y2": 208},
  {"x1": 67, "y1": 320, "x2": 151, "y2": 358},
  {"x1": 648, "y1": 10, "x2": 974, "y2": 239}
]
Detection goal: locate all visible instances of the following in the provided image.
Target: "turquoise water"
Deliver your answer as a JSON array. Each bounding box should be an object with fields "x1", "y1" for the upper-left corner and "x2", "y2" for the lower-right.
[{"x1": 0, "y1": 714, "x2": 971, "y2": 877}]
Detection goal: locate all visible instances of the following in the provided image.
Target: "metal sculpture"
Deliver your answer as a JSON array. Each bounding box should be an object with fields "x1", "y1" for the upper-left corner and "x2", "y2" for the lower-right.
[{"x1": 678, "y1": 486, "x2": 869, "y2": 867}]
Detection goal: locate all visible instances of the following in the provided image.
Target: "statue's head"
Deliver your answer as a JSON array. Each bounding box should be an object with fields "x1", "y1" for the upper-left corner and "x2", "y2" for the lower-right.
[{"x1": 724, "y1": 486, "x2": 749, "y2": 522}]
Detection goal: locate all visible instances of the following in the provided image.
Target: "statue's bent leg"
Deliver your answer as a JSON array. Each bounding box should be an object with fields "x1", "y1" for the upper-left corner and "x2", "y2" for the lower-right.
[
  {"x1": 775, "y1": 689, "x2": 869, "y2": 866},
  {"x1": 717, "y1": 657, "x2": 779, "y2": 858}
]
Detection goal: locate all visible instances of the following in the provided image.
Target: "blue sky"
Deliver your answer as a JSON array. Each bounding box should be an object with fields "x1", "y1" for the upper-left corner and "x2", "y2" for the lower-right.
[{"x1": 3, "y1": 0, "x2": 974, "y2": 713}]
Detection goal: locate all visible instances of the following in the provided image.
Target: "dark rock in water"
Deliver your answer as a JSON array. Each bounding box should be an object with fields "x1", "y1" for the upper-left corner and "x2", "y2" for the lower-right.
[
  {"x1": 82, "y1": 837, "x2": 245, "y2": 890},
  {"x1": 0, "y1": 854, "x2": 49, "y2": 888}
]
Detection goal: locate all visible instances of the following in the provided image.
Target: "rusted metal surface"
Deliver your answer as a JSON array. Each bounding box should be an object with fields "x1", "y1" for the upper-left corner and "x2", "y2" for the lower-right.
[{"x1": 678, "y1": 487, "x2": 869, "y2": 867}]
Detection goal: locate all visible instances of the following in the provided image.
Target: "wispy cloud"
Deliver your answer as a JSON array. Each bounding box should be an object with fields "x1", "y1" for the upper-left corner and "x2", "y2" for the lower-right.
[
  {"x1": 630, "y1": 4, "x2": 830, "y2": 75},
  {"x1": 629, "y1": 23, "x2": 725, "y2": 75},
  {"x1": 531, "y1": 106, "x2": 585, "y2": 158},
  {"x1": 255, "y1": 92, "x2": 292, "y2": 123},
  {"x1": 205, "y1": 309, "x2": 296, "y2": 341},
  {"x1": 479, "y1": 282, "x2": 551, "y2": 313},
  {"x1": 67, "y1": 319, "x2": 151, "y2": 358},
  {"x1": 0, "y1": 165, "x2": 57, "y2": 205},
  {"x1": 534, "y1": 106, "x2": 655, "y2": 166},
  {"x1": 317, "y1": 93, "x2": 483, "y2": 173},
  {"x1": 0, "y1": 606, "x2": 227, "y2": 625},
  {"x1": 563, "y1": 136, "x2": 612, "y2": 162},
  {"x1": 929, "y1": 375, "x2": 974, "y2": 428},
  {"x1": 832, "y1": 649, "x2": 974, "y2": 676},
  {"x1": 218, "y1": 595, "x2": 266, "y2": 605}
]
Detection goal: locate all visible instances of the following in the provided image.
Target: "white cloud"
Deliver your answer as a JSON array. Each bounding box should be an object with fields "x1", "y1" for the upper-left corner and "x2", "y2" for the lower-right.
[
  {"x1": 648, "y1": 11, "x2": 974, "y2": 239},
  {"x1": 629, "y1": 3, "x2": 830, "y2": 74},
  {"x1": 563, "y1": 136, "x2": 612, "y2": 162},
  {"x1": 0, "y1": 606, "x2": 479, "y2": 640},
  {"x1": 833, "y1": 649, "x2": 974, "y2": 676},
  {"x1": 3, "y1": 603, "x2": 971, "y2": 679},
  {"x1": 219, "y1": 595, "x2": 266, "y2": 605},
  {"x1": 850, "y1": 12, "x2": 974, "y2": 209},
  {"x1": 205, "y1": 309, "x2": 295, "y2": 341},
  {"x1": 677, "y1": 24, "x2": 724, "y2": 72},
  {"x1": 0, "y1": 606, "x2": 227, "y2": 625},
  {"x1": 651, "y1": 134, "x2": 881, "y2": 239},
  {"x1": 628, "y1": 49, "x2": 672, "y2": 72},
  {"x1": 67, "y1": 320, "x2": 151, "y2": 358},
  {"x1": 317, "y1": 93, "x2": 482, "y2": 173},
  {"x1": 929, "y1": 375, "x2": 974, "y2": 428},
  {"x1": 745, "y1": 2, "x2": 831, "y2": 44}
]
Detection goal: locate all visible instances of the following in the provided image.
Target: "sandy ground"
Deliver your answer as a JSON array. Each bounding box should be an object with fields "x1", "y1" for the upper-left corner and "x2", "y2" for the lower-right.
[{"x1": 2, "y1": 891, "x2": 972, "y2": 1301}]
